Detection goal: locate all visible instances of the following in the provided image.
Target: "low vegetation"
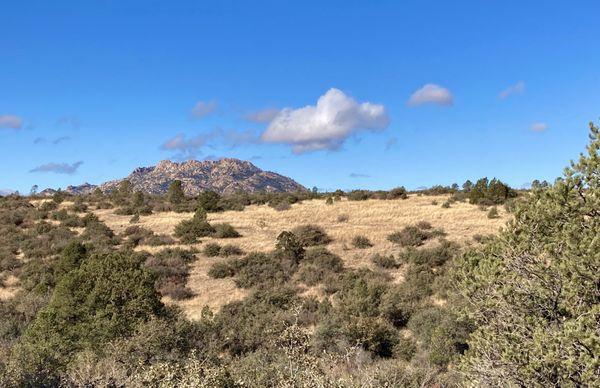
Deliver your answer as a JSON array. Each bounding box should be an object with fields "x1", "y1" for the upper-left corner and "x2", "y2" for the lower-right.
[{"x1": 0, "y1": 124, "x2": 596, "y2": 387}]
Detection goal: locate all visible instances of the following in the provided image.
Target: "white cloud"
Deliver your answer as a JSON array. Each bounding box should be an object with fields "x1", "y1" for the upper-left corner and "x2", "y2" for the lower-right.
[
  {"x1": 0, "y1": 115, "x2": 23, "y2": 130},
  {"x1": 30, "y1": 161, "x2": 83, "y2": 174},
  {"x1": 261, "y1": 88, "x2": 389, "y2": 153},
  {"x1": 190, "y1": 100, "x2": 217, "y2": 118},
  {"x1": 408, "y1": 84, "x2": 454, "y2": 106},
  {"x1": 244, "y1": 107, "x2": 280, "y2": 123},
  {"x1": 499, "y1": 81, "x2": 525, "y2": 99},
  {"x1": 530, "y1": 122, "x2": 548, "y2": 132}
]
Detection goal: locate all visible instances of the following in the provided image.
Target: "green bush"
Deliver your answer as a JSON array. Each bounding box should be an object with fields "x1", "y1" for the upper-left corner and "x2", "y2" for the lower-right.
[
  {"x1": 203, "y1": 242, "x2": 222, "y2": 257},
  {"x1": 144, "y1": 248, "x2": 196, "y2": 300},
  {"x1": 212, "y1": 223, "x2": 241, "y2": 238},
  {"x1": 292, "y1": 224, "x2": 331, "y2": 246},
  {"x1": 174, "y1": 216, "x2": 215, "y2": 244},
  {"x1": 197, "y1": 191, "x2": 221, "y2": 212},
  {"x1": 387, "y1": 226, "x2": 429, "y2": 247},
  {"x1": 220, "y1": 244, "x2": 244, "y2": 257},
  {"x1": 387, "y1": 187, "x2": 408, "y2": 200},
  {"x1": 208, "y1": 261, "x2": 236, "y2": 279},
  {"x1": 9, "y1": 250, "x2": 166, "y2": 384},
  {"x1": 371, "y1": 254, "x2": 399, "y2": 269},
  {"x1": 352, "y1": 235, "x2": 373, "y2": 249},
  {"x1": 487, "y1": 206, "x2": 499, "y2": 218}
]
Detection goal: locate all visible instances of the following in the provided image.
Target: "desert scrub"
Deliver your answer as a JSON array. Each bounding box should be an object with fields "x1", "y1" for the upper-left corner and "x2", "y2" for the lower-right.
[
  {"x1": 387, "y1": 226, "x2": 430, "y2": 247},
  {"x1": 292, "y1": 224, "x2": 331, "y2": 246},
  {"x1": 203, "y1": 242, "x2": 222, "y2": 257},
  {"x1": 371, "y1": 254, "x2": 399, "y2": 269},
  {"x1": 352, "y1": 235, "x2": 373, "y2": 249},
  {"x1": 487, "y1": 206, "x2": 499, "y2": 219},
  {"x1": 144, "y1": 248, "x2": 196, "y2": 300},
  {"x1": 336, "y1": 214, "x2": 349, "y2": 223},
  {"x1": 174, "y1": 210, "x2": 215, "y2": 243},
  {"x1": 208, "y1": 260, "x2": 236, "y2": 279},
  {"x1": 212, "y1": 223, "x2": 241, "y2": 238}
]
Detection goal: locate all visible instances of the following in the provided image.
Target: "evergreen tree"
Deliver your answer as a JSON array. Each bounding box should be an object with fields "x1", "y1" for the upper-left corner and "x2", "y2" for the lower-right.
[
  {"x1": 167, "y1": 180, "x2": 185, "y2": 205},
  {"x1": 456, "y1": 123, "x2": 600, "y2": 386}
]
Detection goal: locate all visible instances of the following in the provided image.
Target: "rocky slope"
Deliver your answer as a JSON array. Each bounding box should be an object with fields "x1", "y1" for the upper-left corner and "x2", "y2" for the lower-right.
[{"x1": 56, "y1": 158, "x2": 305, "y2": 196}]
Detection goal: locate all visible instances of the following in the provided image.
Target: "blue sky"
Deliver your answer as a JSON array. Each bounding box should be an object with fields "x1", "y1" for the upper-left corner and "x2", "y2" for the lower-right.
[{"x1": 1, "y1": 1, "x2": 599, "y2": 194}]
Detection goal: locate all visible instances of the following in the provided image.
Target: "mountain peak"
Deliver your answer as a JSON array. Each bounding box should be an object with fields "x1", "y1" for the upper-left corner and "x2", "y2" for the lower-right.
[{"x1": 94, "y1": 158, "x2": 304, "y2": 195}]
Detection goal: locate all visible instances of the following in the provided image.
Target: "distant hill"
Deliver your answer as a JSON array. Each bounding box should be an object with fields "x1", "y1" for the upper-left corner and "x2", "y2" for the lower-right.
[{"x1": 45, "y1": 158, "x2": 306, "y2": 196}]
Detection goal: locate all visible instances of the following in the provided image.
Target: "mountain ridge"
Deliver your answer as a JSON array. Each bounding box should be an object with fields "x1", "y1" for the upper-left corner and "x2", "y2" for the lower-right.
[{"x1": 42, "y1": 158, "x2": 306, "y2": 196}]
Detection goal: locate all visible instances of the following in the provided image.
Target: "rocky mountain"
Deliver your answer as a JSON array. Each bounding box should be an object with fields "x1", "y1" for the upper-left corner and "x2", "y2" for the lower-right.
[{"x1": 55, "y1": 158, "x2": 305, "y2": 196}]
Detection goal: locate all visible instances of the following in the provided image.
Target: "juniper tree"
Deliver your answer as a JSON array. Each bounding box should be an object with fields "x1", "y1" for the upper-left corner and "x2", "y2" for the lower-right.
[{"x1": 455, "y1": 123, "x2": 600, "y2": 386}]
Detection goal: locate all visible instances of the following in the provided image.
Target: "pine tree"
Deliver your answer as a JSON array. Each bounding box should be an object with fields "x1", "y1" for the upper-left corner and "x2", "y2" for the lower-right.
[{"x1": 456, "y1": 123, "x2": 600, "y2": 386}]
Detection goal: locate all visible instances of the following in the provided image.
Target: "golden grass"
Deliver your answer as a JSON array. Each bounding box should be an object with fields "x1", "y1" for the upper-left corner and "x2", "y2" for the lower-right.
[
  {"x1": 92, "y1": 194, "x2": 510, "y2": 319},
  {"x1": 0, "y1": 274, "x2": 20, "y2": 301}
]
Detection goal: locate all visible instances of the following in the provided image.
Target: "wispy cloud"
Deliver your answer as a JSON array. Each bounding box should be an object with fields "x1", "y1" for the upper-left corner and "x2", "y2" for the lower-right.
[
  {"x1": 160, "y1": 127, "x2": 258, "y2": 160},
  {"x1": 408, "y1": 84, "x2": 454, "y2": 106},
  {"x1": 30, "y1": 161, "x2": 83, "y2": 174},
  {"x1": 161, "y1": 133, "x2": 209, "y2": 160},
  {"x1": 244, "y1": 108, "x2": 280, "y2": 123},
  {"x1": 530, "y1": 122, "x2": 548, "y2": 132},
  {"x1": 33, "y1": 136, "x2": 71, "y2": 145},
  {"x1": 349, "y1": 173, "x2": 371, "y2": 178},
  {"x1": 261, "y1": 88, "x2": 389, "y2": 154},
  {"x1": 385, "y1": 137, "x2": 398, "y2": 151},
  {"x1": 499, "y1": 81, "x2": 525, "y2": 99},
  {"x1": 56, "y1": 115, "x2": 81, "y2": 129},
  {"x1": 0, "y1": 114, "x2": 23, "y2": 130},
  {"x1": 190, "y1": 100, "x2": 217, "y2": 118}
]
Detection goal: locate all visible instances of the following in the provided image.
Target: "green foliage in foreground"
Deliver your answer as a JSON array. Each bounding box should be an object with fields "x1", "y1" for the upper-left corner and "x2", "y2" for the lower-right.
[
  {"x1": 455, "y1": 123, "x2": 600, "y2": 387},
  {"x1": 5, "y1": 248, "x2": 166, "y2": 385}
]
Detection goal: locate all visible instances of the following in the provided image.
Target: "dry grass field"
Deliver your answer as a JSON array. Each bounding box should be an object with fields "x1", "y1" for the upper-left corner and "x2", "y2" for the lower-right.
[{"x1": 92, "y1": 194, "x2": 510, "y2": 320}]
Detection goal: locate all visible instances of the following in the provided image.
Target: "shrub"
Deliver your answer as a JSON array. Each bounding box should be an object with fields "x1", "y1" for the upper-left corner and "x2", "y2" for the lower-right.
[
  {"x1": 174, "y1": 216, "x2": 215, "y2": 244},
  {"x1": 347, "y1": 190, "x2": 371, "y2": 201},
  {"x1": 416, "y1": 221, "x2": 432, "y2": 230},
  {"x1": 387, "y1": 187, "x2": 408, "y2": 200},
  {"x1": 144, "y1": 248, "x2": 196, "y2": 300},
  {"x1": 337, "y1": 214, "x2": 349, "y2": 223},
  {"x1": 271, "y1": 201, "x2": 291, "y2": 211},
  {"x1": 352, "y1": 235, "x2": 373, "y2": 249},
  {"x1": 400, "y1": 240, "x2": 458, "y2": 267},
  {"x1": 387, "y1": 226, "x2": 429, "y2": 247},
  {"x1": 212, "y1": 223, "x2": 241, "y2": 238},
  {"x1": 197, "y1": 191, "x2": 221, "y2": 212},
  {"x1": 220, "y1": 244, "x2": 244, "y2": 257},
  {"x1": 203, "y1": 242, "x2": 222, "y2": 257},
  {"x1": 292, "y1": 225, "x2": 331, "y2": 246},
  {"x1": 371, "y1": 254, "x2": 399, "y2": 269},
  {"x1": 208, "y1": 261, "x2": 236, "y2": 279},
  {"x1": 487, "y1": 206, "x2": 499, "y2": 219},
  {"x1": 234, "y1": 252, "x2": 292, "y2": 288},
  {"x1": 11, "y1": 251, "x2": 166, "y2": 384},
  {"x1": 298, "y1": 247, "x2": 344, "y2": 286},
  {"x1": 275, "y1": 231, "x2": 304, "y2": 262}
]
